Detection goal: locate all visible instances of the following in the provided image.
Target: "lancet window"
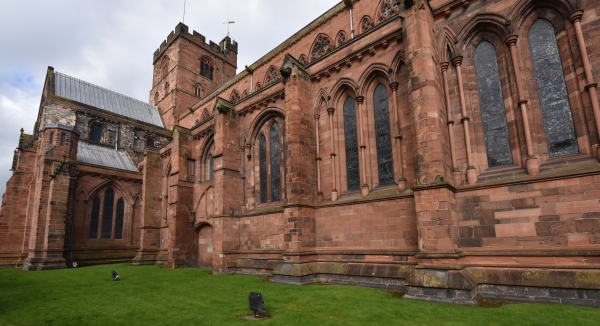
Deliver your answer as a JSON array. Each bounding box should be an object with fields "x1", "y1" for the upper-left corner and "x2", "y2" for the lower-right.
[
  {"x1": 257, "y1": 119, "x2": 286, "y2": 204},
  {"x1": 373, "y1": 84, "x2": 395, "y2": 185},
  {"x1": 89, "y1": 187, "x2": 125, "y2": 240},
  {"x1": 259, "y1": 135, "x2": 268, "y2": 203},
  {"x1": 343, "y1": 97, "x2": 360, "y2": 190},
  {"x1": 90, "y1": 124, "x2": 102, "y2": 142},
  {"x1": 473, "y1": 41, "x2": 513, "y2": 167},
  {"x1": 270, "y1": 122, "x2": 282, "y2": 201},
  {"x1": 528, "y1": 19, "x2": 578, "y2": 157}
]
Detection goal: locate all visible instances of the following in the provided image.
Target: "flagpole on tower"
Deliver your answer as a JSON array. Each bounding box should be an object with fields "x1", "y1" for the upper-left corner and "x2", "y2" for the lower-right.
[{"x1": 183, "y1": 0, "x2": 187, "y2": 24}]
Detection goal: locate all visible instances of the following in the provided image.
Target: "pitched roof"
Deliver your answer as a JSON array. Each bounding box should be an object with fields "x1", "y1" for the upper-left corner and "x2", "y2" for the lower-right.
[
  {"x1": 54, "y1": 71, "x2": 164, "y2": 127},
  {"x1": 76, "y1": 141, "x2": 138, "y2": 172}
]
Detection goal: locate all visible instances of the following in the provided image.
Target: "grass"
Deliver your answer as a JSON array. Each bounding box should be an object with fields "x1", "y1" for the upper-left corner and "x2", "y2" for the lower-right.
[{"x1": 0, "y1": 263, "x2": 599, "y2": 325}]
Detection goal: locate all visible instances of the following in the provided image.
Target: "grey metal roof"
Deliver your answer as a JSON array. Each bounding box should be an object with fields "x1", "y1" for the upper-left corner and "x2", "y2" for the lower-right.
[
  {"x1": 54, "y1": 71, "x2": 164, "y2": 127},
  {"x1": 77, "y1": 141, "x2": 138, "y2": 172}
]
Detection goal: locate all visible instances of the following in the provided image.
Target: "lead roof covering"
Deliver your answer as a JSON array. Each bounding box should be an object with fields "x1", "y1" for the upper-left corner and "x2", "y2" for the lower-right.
[
  {"x1": 76, "y1": 141, "x2": 138, "y2": 172},
  {"x1": 54, "y1": 72, "x2": 164, "y2": 128}
]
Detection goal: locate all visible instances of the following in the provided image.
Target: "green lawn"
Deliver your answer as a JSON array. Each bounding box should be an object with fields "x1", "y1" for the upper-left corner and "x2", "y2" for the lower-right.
[{"x1": 0, "y1": 263, "x2": 599, "y2": 325}]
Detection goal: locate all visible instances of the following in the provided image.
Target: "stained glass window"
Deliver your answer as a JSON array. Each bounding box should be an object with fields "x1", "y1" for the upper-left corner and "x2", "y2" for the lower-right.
[
  {"x1": 528, "y1": 19, "x2": 579, "y2": 157},
  {"x1": 89, "y1": 197, "x2": 100, "y2": 239},
  {"x1": 474, "y1": 41, "x2": 513, "y2": 167},
  {"x1": 378, "y1": 0, "x2": 400, "y2": 22},
  {"x1": 311, "y1": 34, "x2": 333, "y2": 61},
  {"x1": 101, "y1": 188, "x2": 115, "y2": 239},
  {"x1": 259, "y1": 135, "x2": 267, "y2": 203},
  {"x1": 283, "y1": 131, "x2": 287, "y2": 198},
  {"x1": 270, "y1": 122, "x2": 281, "y2": 202},
  {"x1": 90, "y1": 124, "x2": 102, "y2": 142},
  {"x1": 373, "y1": 84, "x2": 395, "y2": 185},
  {"x1": 266, "y1": 67, "x2": 280, "y2": 84},
  {"x1": 343, "y1": 97, "x2": 360, "y2": 190},
  {"x1": 115, "y1": 198, "x2": 124, "y2": 240}
]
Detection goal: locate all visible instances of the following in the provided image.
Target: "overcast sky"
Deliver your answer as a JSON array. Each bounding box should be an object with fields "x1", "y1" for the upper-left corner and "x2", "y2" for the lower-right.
[{"x1": 0, "y1": 0, "x2": 340, "y2": 196}]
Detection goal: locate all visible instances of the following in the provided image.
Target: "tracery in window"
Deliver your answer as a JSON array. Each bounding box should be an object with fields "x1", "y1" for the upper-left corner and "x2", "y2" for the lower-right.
[
  {"x1": 115, "y1": 199, "x2": 125, "y2": 240},
  {"x1": 373, "y1": 84, "x2": 395, "y2": 185},
  {"x1": 194, "y1": 84, "x2": 202, "y2": 97},
  {"x1": 90, "y1": 124, "x2": 102, "y2": 142},
  {"x1": 298, "y1": 54, "x2": 308, "y2": 65},
  {"x1": 528, "y1": 19, "x2": 579, "y2": 157},
  {"x1": 311, "y1": 34, "x2": 333, "y2": 61},
  {"x1": 336, "y1": 31, "x2": 347, "y2": 47},
  {"x1": 230, "y1": 90, "x2": 240, "y2": 103},
  {"x1": 361, "y1": 16, "x2": 373, "y2": 33},
  {"x1": 101, "y1": 188, "x2": 115, "y2": 239},
  {"x1": 259, "y1": 135, "x2": 268, "y2": 203},
  {"x1": 89, "y1": 197, "x2": 100, "y2": 239},
  {"x1": 266, "y1": 66, "x2": 281, "y2": 85},
  {"x1": 200, "y1": 108, "x2": 211, "y2": 122},
  {"x1": 256, "y1": 83, "x2": 262, "y2": 91},
  {"x1": 473, "y1": 41, "x2": 513, "y2": 167},
  {"x1": 378, "y1": 0, "x2": 400, "y2": 22},
  {"x1": 200, "y1": 58, "x2": 214, "y2": 80},
  {"x1": 270, "y1": 122, "x2": 281, "y2": 202},
  {"x1": 343, "y1": 96, "x2": 360, "y2": 190}
]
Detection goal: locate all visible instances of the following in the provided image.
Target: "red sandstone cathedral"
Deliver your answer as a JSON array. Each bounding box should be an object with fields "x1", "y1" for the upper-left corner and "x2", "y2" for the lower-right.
[{"x1": 2, "y1": 0, "x2": 600, "y2": 305}]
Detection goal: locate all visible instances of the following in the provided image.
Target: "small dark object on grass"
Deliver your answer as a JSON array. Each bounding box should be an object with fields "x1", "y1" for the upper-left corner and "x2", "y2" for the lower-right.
[
  {"x1": 112, "y1": 270, "x2": 120, "y2": 281},
  {"x1": 248, "y1": 292, "x2": 266, "y2": 318}
]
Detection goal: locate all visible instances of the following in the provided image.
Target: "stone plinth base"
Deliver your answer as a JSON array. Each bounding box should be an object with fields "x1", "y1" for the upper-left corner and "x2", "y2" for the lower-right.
[{"x1": 22, "y1": 257, "x2": 66, "y2": 271}]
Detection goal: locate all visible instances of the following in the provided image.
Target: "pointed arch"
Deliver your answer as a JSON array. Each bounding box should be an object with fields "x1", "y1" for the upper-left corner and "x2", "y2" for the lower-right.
[
  {"x1": 229, "y1": 90, "x2": 240, "y2": 103},
  {"x1": 335, "y1": 30, "x2": 348, "y2": 47},
  {"x1": 241, "y1": 90, "x2": 248, "y2": 99},
  {"x1": 390, "y1": 51, "x2": 406, "y2": 80},
  {"x1": 360, "y1": 15, "x2": 374, "y2": 34},
  {"x1": 264, "y1": 66, "x2": 281, "y2": 85},
  {"x1": 455, "y1": 13, "x2": 511, "y2": 53},
  {"x1": 313, "y1": 88, "x2": 331, "y2": 115},
  {"x1": 310, "y1": 33, "x2": 334, "y2": 61},
  {"x1": 376, "y1": 0, "x2": 401, "y2": 23},
  {"x1": 160, "y1": 56, "x2": 170, "y2": 79},
  {"x1": 509, "y1": 0, "x2": 573, "y2": 33},
  {"x1": 330, "y1": 78, "x2": 360, "y2": 107},
  {"x1": 438, "y1": 26, "x2": 458, "y2": 63},
  {"x1": 87, "y1": 179, "x2": 134, "y2": 205},
  {"x1": 357, "y1": 63, "x2": 392, "y2": 92},
  {"x1": 200, "y1": 56, "x2": 215, "y2": 80},
  {"x1": 298, "y1": 54, "x2": 308, "y2": 65},
  {"x1": 247, "y1": 107, "x2": 286, "y2": 145}
]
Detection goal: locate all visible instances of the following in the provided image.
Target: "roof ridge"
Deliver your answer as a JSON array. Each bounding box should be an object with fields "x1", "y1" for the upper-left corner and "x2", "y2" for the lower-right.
[{"x1": 54, "y1": 71, "x2": 157, "y2": 109}]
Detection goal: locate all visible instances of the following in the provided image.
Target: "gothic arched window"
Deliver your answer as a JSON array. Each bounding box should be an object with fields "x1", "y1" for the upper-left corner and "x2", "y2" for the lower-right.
[
  {"x1": 89, "y1": 197, "x2": 100, "y2": 239},
  {"x1": 298, "y1": 54, "x2": 308, "y2": 65},
  {"x1": 270, "y1": 122, "x2": 281, "y2": 201},
  {"x1": 101, "y1": 188, "x2": 115, "y2": 239},
  {"x1": 528, "y1": 19, "x2": 579, "y2": 157},
  {"x1": 373, "y1": 84, "x2": 394, "y2": 185},
  {"x1": 311, "y1": 34, "x2": 333, "y2": 61},
  {"x1": 259, "y1": 135, "x2": 268, "y2": 203},
  {"x1": 90, "y1": 124, "x2": 102, "y2": 142},
  {"x1": 336, "y1": 31, "x2": 347, "y2": 47},
  {"x1": 161, "y1": 58, "x2": 169, "y2": 79},
  {"x1": 378, "y1": 0, "x2": 400, "y2": 22},
  {"x1": 230, "y1": 91, "x2": 240, "y2": 103},
  {"x1": 361, "y1": 16, "x2": 373, "y2": 34},
  {"x1": 266, "y1": 66, "x2": 280, "y2": 85},
  {"x1": 343, "y1": 97, "x2": 360, "y2": 190},
  {"x1": 194, "y1": 84, "x2": 202, "y2": 97},
  {"x1": 256, "y1": 83, "x2": 262, "y2": 91},
  {"x1": 200, "y1": 58, "x2": 214, "y2": 80},
  {"x1": 115, "y1": 198, "x2": 125, "y2": 240},
  {"x1": 474, "y1": 41, "x2": 512, "y2": 167}
]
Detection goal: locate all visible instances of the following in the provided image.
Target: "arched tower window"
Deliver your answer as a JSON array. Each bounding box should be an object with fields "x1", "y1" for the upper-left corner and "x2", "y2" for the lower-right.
[
  {"x1": 101, "y1": 188, "x2": 115, "y2": 239},
  {"x1": 200, "y1": 58, "x2": 214, "y2": 80},
  {"x1": 259, "y1": 134, "x2": 268, "y2": 203},
  {"x1": 343, "y1": 96, "x2": 360, "y2": 190},
  {"x1": 115, "y1": 198, "x2": 125, "y2": 240},
  {"x1": 474, "y1": 41, "x2": 512, "y2": 167},
  {"x1": 194, "y1": 84, "x2": 202, "y2": 97},
  {"x1": 528, "y1": 19, "x2": 579, "y2": 157},
  {"x1": 373, "y1": 84, "x2": 395, "y2": 185},
  {"x1": 89, "y1": 197, "x2": 100, "y2": 239},
  {"x1": 90, "y1": 124, "x2": 102, "y2": 142},
  {"x1": 270, "y1": 122, "x2": 281, "y2": 201},
  {"x1": 161, "y1": 58, "x2": 169, "y2": 79}
]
